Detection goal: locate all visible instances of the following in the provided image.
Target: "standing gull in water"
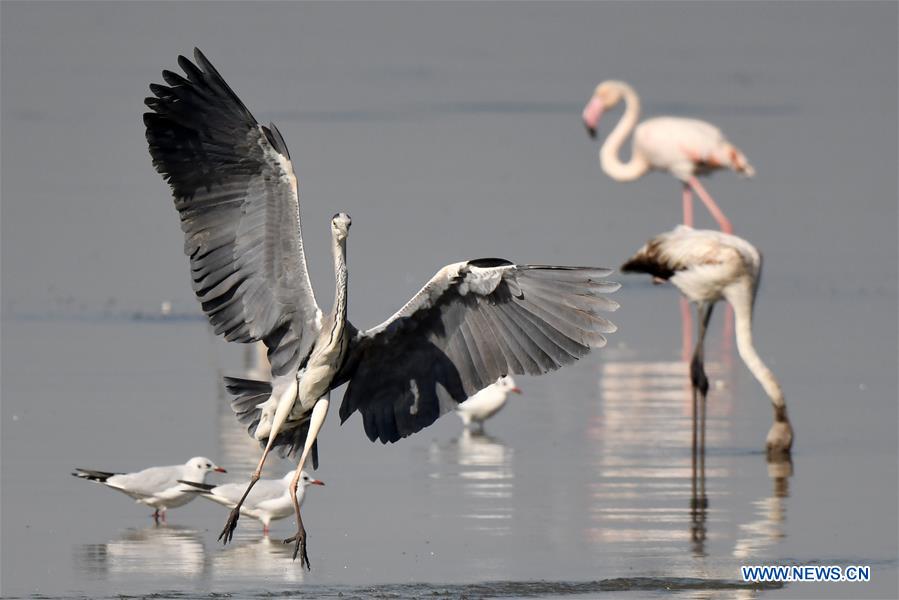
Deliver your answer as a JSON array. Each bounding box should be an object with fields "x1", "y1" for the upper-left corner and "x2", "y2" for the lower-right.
[
  {"x1": 145, "y1": 48, "x2": 619, "y2": 568},
  {"x1": 455, "y1": 375, "x2": 522, "y2": 430},
  {"x1": 181, "y1": 471, "x2": 323, "y2": 535},
  {"x1": 621, "y1": 226, "x2": 792, "y2": 455},
  {"x1": 73, "y1": 457, "x2": 226, "y2": 522}
]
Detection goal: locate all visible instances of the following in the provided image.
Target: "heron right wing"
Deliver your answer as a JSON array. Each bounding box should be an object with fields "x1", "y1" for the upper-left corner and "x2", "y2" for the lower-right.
[
  {"x1": 337, "y1": 259, "x2": 619, "y2": 443},
  {"x1": 144, "y1": 48, "x2": 322, "y2": 376}
]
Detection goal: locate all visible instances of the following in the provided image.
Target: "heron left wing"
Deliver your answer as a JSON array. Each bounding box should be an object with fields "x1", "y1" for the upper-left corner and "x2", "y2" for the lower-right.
[
  {"x1": 337, "y1": 259, "x2": 619, "y2": 443},
  {"x1": 144, "y1": 49, "x2": 322, "y2": 377}
]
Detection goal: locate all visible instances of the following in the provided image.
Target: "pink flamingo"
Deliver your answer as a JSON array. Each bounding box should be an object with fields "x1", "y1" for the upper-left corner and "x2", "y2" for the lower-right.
[{"x1": 582, "y1": 80, "x2": 754, "y2": 234}]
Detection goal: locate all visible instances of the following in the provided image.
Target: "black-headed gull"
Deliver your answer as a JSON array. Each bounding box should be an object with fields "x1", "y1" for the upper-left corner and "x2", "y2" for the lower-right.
[
  {"x1": 73, "y1": 456, "x2": 226, "y2": 522},
  {"x1": 181, "y1": 471, "x2": 323, "y2": 534},
  {"x1": 455, "y1": 376, "x2": 522, "y2": 430}
]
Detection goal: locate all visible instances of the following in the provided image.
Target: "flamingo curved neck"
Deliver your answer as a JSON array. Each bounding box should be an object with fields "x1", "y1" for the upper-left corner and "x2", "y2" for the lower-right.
[
  {"x1": 730, "y1": 287, "x2": 786, "y2": 419},
  {"x1": 600, "y1": 82, "x2": 650, "y2": 182}
]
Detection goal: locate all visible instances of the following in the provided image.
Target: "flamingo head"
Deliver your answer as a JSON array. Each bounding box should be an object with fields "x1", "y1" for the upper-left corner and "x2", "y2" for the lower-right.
[{"x1": 583, "y1": 81, "x2": 625, "y2": 139}]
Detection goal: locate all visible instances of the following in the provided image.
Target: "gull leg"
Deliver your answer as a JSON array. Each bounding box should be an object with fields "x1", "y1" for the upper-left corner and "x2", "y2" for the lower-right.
[
  {"x1": 284, "y1": 396, "x2": 330, "y2": 570},
  {"x1": 689, "y1": 176, "x2": 733, "y2": 234},
  {"x1": 152, "y1": 509, "x2": 160, "y2": 524},
  {"x1": 220, "y1": 382, "x2": 297, "y2": 544}
]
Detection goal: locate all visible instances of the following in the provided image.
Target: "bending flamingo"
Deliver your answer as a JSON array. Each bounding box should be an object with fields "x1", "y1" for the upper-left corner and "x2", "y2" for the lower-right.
[
  {"x1": 621, "y1": 226, "x2": 793, "y2": 455},
  {"x1": 582, "y1": 80, "x2": 754, "y2": 233}
]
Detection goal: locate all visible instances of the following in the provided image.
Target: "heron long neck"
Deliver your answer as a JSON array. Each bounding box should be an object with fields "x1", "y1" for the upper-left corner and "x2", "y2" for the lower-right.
[
  {"x1": 330, "y1": 234, "x2": 348, "y2": 338},
  {"x1": 730, "y1": 286, "x2": 787, "y2": 422},
  {"x1": 600, "y1": 82, "x2": 650, "y2": 182}
]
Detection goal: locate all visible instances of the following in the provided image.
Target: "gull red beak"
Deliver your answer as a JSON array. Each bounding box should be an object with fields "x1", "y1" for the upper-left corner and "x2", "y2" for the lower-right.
[
  {"x1": 310, "y1": 479, "x2": 325, "y2": 486},
  {"x1": 214, "y1": 467, "x2": 227, "y2": 473},
  {"x1": 511, "y1": 387, "x2": 523, "y2": 394}
]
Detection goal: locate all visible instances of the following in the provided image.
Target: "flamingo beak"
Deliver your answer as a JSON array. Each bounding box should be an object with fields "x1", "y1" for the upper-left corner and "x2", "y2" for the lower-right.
[
  {"x1": 582, "y1": 96, "x2": 603, "y2": 140},
  {"x1": 310, "y1": 479, "x2": 325, "y2": 486},
  {"x1": 214, "y1": 467, "x2": 227, "y2": 473},
  {"x1": 511, "y1": 387, "x2": 523, "y2": 394}
]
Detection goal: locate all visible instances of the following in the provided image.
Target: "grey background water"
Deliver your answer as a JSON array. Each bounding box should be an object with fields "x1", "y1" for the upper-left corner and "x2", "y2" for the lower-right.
[{"x1": 1, "y1": 2, "x2": 896, "y2": 598}]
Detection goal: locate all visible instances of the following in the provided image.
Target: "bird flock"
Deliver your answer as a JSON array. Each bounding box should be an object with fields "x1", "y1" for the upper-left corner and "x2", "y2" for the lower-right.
[{"x1": 73, "y1": 48, "x2": 792, "y2": 570}]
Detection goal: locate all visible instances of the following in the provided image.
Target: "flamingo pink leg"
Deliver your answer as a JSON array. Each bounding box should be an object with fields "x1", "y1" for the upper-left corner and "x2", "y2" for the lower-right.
[
  {"x1": 682, "y1": 184, "x2": 694, "y2": 227},
  {"x1": 680, "y1": 296, "x2": 693, "y2": 362},
  {"x1": 688, "y1": 177, "x2": 733, "y2": 234}
]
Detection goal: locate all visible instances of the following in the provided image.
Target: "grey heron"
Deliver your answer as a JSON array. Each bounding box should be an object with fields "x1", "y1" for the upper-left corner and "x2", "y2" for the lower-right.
[
  {"x1": 621, "y1": 225, "x2": 793, "y2": 455},
  {"x1": 144, "y1": 48, "x2": 619, "y2": 568},
  {"x1": 72, "y1": 457, "x2": 226, "y2": 522}
]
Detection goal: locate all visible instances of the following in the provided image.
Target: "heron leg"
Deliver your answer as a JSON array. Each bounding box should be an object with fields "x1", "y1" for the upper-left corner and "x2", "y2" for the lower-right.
[
  {"x1": 220, "y1": 382, "x2": 297, "y2": 544},
  {"x1": 689, "y1": 176, "x2": 733, "y2": 234},
  {"x1": 218, "y1": 457, "x2": 263, "y2": 544},
  {"x1": 682, "y1": 183, "x2": 694, "y2": 227},
  {"x1": 284, "y1": 396, "x2": 330, "y2": 570}
]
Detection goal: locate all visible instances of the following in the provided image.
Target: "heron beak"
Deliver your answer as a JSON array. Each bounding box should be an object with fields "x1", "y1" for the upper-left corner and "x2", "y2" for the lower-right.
[
  {"x1": 214, "y1": 467, "x2": 227, "y2": 473},
  {"x1": 310, "y1": 479, "x2": 325, "y2": 486},
  {"x1": 511, "y1": 387, "x2": 523, "y2": 394}
]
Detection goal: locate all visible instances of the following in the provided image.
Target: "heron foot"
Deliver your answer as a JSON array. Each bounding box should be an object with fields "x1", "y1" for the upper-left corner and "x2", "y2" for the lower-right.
[
  {"x1": 284, "y1": 527, "x2": 310, "y2": 570},
  {"x1": 218, "y1": 508, "x2": 241, "y2": 545}
]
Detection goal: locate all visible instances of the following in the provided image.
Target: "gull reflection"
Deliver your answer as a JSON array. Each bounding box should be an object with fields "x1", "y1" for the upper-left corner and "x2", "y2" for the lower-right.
[
  {"x1": 210, "y1": 535, "x2": 305, "y2": 583},
  {"x1": 428, "y1": 429, "x2": 515, "y2": 534},
  {"x1": 75, "y1": 525, "x2": 207, "y2": 579},
  {"x1": 587, "y1": 359, "x2": 733, "y2": 550}
]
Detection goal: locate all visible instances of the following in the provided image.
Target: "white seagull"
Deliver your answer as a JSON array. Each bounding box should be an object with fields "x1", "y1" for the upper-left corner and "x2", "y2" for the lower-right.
[
  {"x1": 73, "y1": 457, "x2": 226, "y2": 522},
  {"x1": 621, "y1": 226, "x2": 793, "y2": 455},
  {"x1": 455, "y1": 375, "x2": 522, "y2": 430},
  {"x1": 181, "y1": 471, "x2": 324, "y2": 535},
  {"x1": 144, "y1": 48, "x2": 619, "y2": 568}
]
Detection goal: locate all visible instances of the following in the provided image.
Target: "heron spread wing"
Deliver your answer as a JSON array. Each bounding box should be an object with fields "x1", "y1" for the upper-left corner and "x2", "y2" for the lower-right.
[
  {"x1": 337, "y1": 259, "x2": 619, "y2": 443},
  {"x1": 144, "y1": 48, "x2": 322, "y2": 376}
]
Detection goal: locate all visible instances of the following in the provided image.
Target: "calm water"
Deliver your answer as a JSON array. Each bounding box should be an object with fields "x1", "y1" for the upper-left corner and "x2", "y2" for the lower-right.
[{"x1": 2, "y1": 3, "x2": 897, "y2": 599}]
